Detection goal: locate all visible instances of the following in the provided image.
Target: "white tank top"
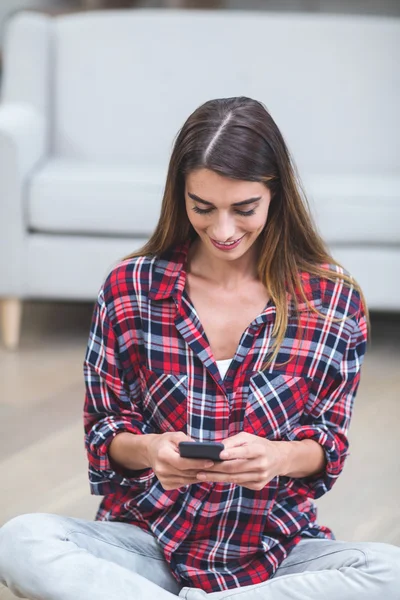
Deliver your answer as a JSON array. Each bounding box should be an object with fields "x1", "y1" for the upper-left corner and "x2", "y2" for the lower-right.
[{"x1": 216, "y1": 358, "x2": 232, "y2": 380}]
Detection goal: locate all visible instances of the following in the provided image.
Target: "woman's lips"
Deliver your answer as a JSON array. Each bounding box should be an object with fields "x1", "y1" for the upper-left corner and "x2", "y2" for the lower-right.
[{"x1": 210, "y1": 235, "x2": 244, "y2": 251}]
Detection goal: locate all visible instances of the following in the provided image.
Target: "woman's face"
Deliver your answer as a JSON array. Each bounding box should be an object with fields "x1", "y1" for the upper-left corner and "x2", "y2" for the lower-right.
[{"x1": 185, "y1": 168, "x2": 271, "y2": 261}]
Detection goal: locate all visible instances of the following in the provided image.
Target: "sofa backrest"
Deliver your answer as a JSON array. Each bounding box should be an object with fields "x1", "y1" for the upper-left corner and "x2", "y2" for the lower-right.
[{"x1": 2, "y1": 10, "x2": 399, "y2": 174}]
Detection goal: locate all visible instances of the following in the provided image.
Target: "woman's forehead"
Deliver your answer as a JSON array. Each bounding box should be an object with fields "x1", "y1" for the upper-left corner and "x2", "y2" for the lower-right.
[{"x1": 185, "y1": 168, "x2": 267, "y2": 199}]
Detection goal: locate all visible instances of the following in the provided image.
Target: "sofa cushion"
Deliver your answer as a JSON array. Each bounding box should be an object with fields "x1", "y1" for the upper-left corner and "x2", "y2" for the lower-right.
[
  {"x1": 28, "y1": 160, "x2": 400, "y2": 243},
  {"x1": 28, "y1": 159, "x2": 166, "y2": 236},
  {"x1": 50, "y1": 10, "x2": 399, "y2": 177},
  {"x1": 304, "y1": 174, "x2": 400, "y2": 244}
]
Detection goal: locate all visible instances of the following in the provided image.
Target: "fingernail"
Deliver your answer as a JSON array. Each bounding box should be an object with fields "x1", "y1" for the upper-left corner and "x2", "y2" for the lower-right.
[{"x1": 204, "y1": 462, "x2": 214, "y2": 468}]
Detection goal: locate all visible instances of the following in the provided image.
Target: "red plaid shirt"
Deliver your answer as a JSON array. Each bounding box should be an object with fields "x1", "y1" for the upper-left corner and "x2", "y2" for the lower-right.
[{"x1": 83, "y1": 241, "x2": 367, "y2": 592}]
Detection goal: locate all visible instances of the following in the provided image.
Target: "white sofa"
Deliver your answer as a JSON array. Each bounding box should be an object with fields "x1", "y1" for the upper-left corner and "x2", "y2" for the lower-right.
[{"x1": 0, "y1": 9, "x2": 399, "y2": 348}]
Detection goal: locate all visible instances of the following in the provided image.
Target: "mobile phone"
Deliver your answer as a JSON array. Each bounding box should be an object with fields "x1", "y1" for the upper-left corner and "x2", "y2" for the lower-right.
[{"x1": 179, "y1": 441, "x2": 224, "y2": 461}]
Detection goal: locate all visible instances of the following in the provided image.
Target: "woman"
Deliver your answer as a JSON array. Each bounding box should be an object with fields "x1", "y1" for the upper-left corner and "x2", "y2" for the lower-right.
[{"x1": 0, "y1": 97, "x2": 399, "y2": 599}]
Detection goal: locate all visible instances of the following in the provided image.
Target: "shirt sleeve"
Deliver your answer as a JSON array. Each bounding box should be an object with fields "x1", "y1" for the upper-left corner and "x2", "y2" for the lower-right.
[
  {"x1": 281, "y1": 303, "x2": 368, "y2": 500},
  {"x1": 83, "y1": 289, "x2": 155, "y2": 496}
]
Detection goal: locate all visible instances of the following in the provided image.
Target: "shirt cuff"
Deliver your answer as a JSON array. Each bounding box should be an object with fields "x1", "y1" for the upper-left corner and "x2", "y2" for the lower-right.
[
  {"x1": 86, "y1": 417, "x2": 155, "y2": 495},
  {"x1": 281, "y1": 424, "x2": 346, "y2": 499}
]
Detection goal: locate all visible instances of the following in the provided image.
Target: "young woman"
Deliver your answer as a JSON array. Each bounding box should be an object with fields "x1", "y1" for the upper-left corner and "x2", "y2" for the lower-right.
[{"x1": 0, "y1": 97, "x2": 399, "y2": 599}]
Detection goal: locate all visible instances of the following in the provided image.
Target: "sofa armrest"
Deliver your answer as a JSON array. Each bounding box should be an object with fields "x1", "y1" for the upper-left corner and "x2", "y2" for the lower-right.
[
  {"x1": 0, "y1": 103, "x2": 47, "y2": 296},
  {"x1": 0, "y1": 103, "x2": 47, "y2": 175}
]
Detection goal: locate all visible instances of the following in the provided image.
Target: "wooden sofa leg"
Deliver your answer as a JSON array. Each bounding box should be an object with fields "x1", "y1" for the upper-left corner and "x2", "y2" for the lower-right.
[{"x1": 1, "y1": 298, "x2": 23, "y2": 350}]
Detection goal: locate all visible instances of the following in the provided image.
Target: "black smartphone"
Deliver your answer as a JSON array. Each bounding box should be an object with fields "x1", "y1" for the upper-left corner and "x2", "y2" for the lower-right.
[{"x1": 179, "y1": 441, "x2": 224, "y2": 461}]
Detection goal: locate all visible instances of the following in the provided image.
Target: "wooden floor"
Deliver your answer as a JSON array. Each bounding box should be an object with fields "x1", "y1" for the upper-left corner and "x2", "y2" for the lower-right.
[{"x1": 0, "y1": 301, "x2": 399, "y2": 598}]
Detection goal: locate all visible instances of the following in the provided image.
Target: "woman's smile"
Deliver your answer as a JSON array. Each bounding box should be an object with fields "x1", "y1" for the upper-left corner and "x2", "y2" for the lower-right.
[{"x1": 209, "y1": 235, "x2": 245, "y2": 251}]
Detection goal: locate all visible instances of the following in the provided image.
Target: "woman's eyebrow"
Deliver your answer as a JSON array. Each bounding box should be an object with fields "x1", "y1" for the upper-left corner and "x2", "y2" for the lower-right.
[{"x1": 188, "y1": 192, "x2": 262, "y2": 207}]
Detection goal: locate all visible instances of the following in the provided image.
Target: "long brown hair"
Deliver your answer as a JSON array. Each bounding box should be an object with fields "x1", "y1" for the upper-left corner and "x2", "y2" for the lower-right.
[{"x1": 125, "y1": 97, "x2": 369, "y2": 365}]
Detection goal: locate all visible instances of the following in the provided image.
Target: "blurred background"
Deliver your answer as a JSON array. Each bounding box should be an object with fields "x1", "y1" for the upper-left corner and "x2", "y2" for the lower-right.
[{"x1": 0, "y1": 3, "x2": 399, "y2": 597}]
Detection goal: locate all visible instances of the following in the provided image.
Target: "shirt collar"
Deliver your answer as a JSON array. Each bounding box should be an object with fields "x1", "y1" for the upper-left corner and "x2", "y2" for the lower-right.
[
  {"x1": 290, "y1": 271, "x2": 322, "y2": 312},
  {"x1": 148, "y1": 241, "x2": 190, "y2": 304}
]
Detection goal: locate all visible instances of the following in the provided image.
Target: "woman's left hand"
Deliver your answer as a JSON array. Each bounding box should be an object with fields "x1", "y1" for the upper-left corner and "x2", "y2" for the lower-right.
[{"x1": 196, "y1": 432, "x2": 288, "y2": 490}]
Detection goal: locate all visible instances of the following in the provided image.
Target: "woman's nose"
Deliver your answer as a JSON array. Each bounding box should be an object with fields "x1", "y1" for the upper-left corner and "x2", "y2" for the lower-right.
[{"x1": 210, "y1": 213, "x2": 236, "y2": 241}]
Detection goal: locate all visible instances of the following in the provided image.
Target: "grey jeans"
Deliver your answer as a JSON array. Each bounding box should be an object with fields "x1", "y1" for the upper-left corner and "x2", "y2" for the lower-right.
[{"x1": 0, "y1": 513, "x2": 399, "y2": 599}]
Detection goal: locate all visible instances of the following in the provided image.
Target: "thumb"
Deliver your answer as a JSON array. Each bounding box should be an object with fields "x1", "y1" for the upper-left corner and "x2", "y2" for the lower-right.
[
  {"x1": 221, "y1": 432, "x2": 248, "y2": 450},
  {"x1": 170, "y1": 431, "x2": 194, "y2": 450}
]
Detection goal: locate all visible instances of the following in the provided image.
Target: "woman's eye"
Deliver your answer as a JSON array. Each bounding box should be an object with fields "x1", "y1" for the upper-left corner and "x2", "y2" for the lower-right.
[
  {"x1": 192, "y1": 206, "x2": 256, "y2": 217},
  {"x1": 236, "y1": 209, "x2": 256, "y2": 217},
  {"x1": 192, "y1": 206, "x2": 213, "y2": 215}
]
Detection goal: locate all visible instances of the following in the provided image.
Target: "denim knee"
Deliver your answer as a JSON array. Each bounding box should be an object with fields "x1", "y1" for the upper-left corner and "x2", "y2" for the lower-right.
[
  {"x1": 0, "y1": 513, "x2": 66, "y2": 578},
  {"x1": 364, "y1": 542, "x2": 400, "y2": 599}
]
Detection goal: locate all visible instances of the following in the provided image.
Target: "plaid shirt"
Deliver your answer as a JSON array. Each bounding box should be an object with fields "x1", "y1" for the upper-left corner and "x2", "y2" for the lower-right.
[{"x1": 83, "y1": 241, "x2": 367, "y2": 592}]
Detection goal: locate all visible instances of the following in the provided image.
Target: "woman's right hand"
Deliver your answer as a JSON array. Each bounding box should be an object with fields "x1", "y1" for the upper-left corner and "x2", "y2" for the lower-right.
[{"x1": 146, "y1": 432, "x2": 214, "y2": 491}]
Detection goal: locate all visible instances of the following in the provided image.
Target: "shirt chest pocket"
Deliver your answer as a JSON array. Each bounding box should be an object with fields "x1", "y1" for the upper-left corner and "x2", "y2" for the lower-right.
[
  {"x1": 140, "y1": 367, "x2": 188, "y2": 434},
  {"x1": 243, "y1": 372, "x2": 309, "y2": 439}
]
